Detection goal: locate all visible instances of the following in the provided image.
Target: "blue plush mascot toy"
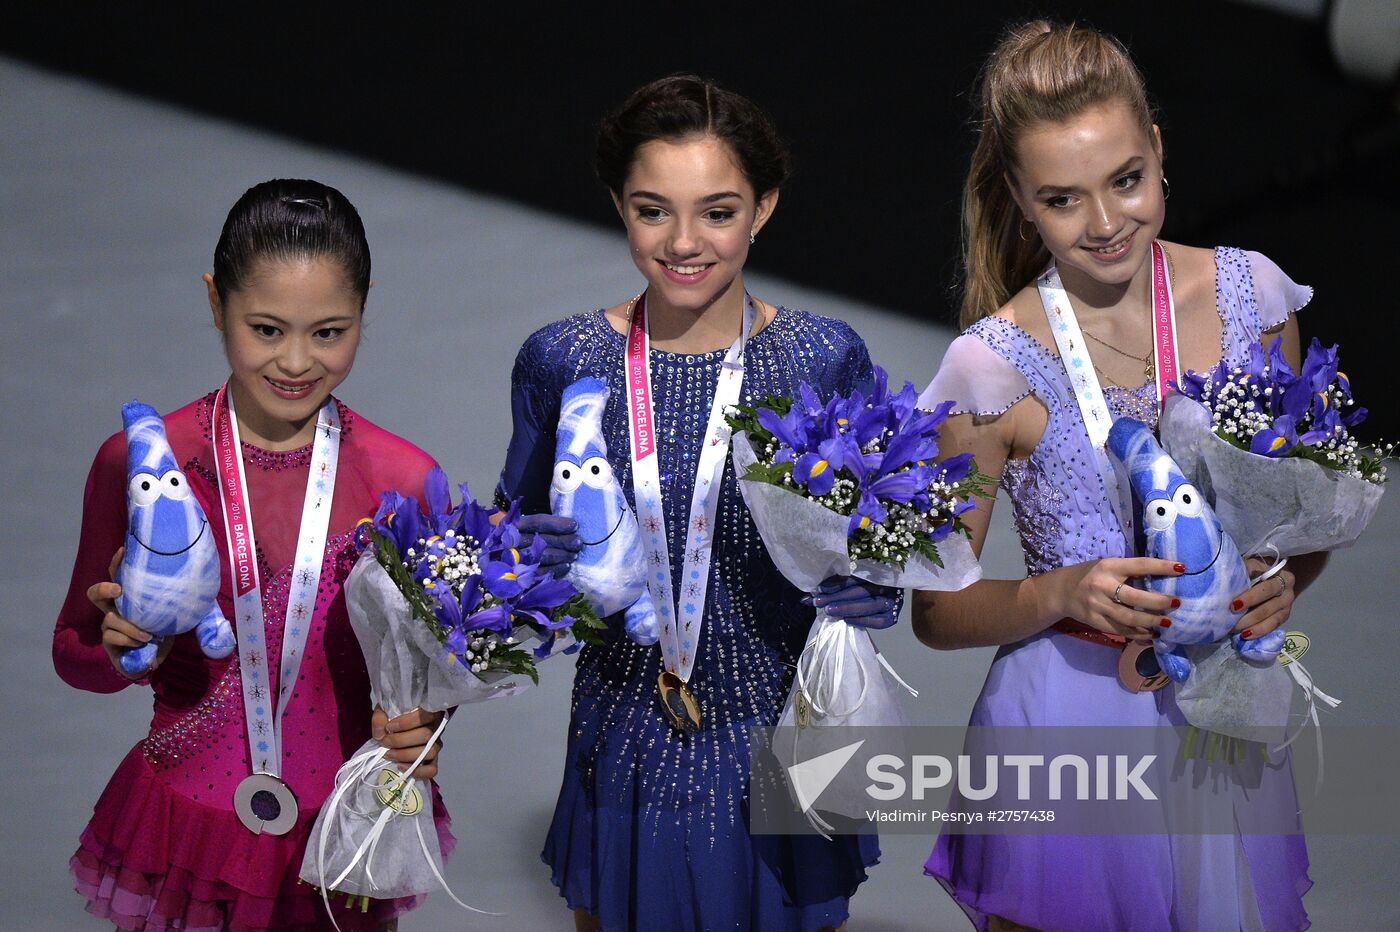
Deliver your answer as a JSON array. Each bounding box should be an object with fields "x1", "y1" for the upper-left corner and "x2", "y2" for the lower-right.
[
  {"x1": 1106, "y1": 417, "x2": 1282, "y2": 682},
  {"x1": 115, "y1": 401, "x2": 235, "y2": 675},
  {"x1": 550, "y1": 377, "x2": 658, "y2": 645}
]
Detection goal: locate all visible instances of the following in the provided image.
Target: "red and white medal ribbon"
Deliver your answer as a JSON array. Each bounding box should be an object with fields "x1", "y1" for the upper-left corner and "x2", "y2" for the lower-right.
[
  {"x1": 625, "y1": 294, "x2": 757, "y2": 683},
  {"x1": 1038, "y1": 240, "x2": 1180, "y2": 539},
  {"x1": 213, "y1": 384, "x2": 340, "y2": 791}
]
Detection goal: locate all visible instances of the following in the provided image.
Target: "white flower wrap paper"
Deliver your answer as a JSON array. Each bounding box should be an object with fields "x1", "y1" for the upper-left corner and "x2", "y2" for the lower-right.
[
  {"x1": 1159, "y1": 393, "x2": 1383, "y2": 558},
  {"x1": 1174, "y1": 640, "x2": 1293, "y2": 744},
  {"x1": 1158, "y1": 394, "x2": 1368, "y2": 743},
  {"x1": 299, "y1": 551, "x2": 569, "y2": 908},
  {"x1": 733, "y1": 433, "x2": 982, "y2": 831}
]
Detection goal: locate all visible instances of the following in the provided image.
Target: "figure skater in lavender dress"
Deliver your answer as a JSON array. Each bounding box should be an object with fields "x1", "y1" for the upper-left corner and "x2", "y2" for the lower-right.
[{"x1": 912, "y1": 21, "x2": 1326, "y2": 931}]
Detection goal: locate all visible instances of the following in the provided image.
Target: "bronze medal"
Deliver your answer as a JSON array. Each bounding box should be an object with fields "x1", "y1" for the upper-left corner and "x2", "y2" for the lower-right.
[
  {"x1": 1118, "y1": 642, "x2": 1170, "y2": 693},
  {"x1": 658, "y1": 671, "x2": 701, "y2": 733}
]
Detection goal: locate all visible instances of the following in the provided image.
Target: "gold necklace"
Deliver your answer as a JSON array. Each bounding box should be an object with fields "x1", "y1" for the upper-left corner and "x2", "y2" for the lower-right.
[{"x1": 1081, "y1": 328, "x2": 1155, "y2": 381}]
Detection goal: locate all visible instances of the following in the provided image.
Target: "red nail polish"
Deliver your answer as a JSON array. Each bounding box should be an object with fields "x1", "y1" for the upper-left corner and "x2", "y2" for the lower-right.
[
  {"x1": 1231, "y1": 599, "x2": 1244, "y2": 612},
  {"x1": 1173, "y1": 563, "x2": 1186, "y2": 573},
  {"x1": 1242, "y1": 629, "x2": 1253, "y2": 640},
  {"x1": 1170, "y1": 598, "x2": 1182, "y2": 609},
  {"x1": 1159, "y1": 618, "x2": 1172, "y2": 628}
]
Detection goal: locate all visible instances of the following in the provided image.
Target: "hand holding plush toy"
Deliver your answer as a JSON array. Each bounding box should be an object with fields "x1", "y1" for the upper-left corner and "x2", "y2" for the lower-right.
[
  {"x1": 549, "y1": 377, "x2": 658, "y2": 645},
  {"x1": 114, "y1": 401, "x2": 235, "y2": 675},
  {"x1": 1107, "y1": 418, "x2": 1281, "y2": 682}
]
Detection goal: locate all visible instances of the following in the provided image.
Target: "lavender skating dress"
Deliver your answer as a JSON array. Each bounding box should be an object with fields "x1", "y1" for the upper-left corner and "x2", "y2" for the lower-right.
[{"x1": 918, "y1": 248, "x2": 1315, "y2": 931}]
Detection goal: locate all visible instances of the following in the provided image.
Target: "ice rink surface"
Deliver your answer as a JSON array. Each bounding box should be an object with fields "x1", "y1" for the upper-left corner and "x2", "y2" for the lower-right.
[{"x1": 3, "y1": 57, "x2": 1396, "y2": 930}]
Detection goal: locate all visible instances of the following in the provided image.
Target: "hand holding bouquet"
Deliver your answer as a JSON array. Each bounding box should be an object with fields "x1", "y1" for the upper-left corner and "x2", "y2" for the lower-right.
[
  {"x1": 729, "y1": 366, "x2": 988, "y2": 832},
  {"x1": 1159, "y1": 338, "x2": 1387, "y2": 748},
  {"x1": 300, "y1": 467, "x2": 602, "y2": 919}
]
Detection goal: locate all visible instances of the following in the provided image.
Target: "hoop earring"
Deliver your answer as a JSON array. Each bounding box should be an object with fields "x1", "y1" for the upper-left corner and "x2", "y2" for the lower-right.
[
  {"x1": 1018, "y1": 219, "x2": 1035, "y2": 243},
  {"x1": 1161, "y1": 176, "x2": 1171, "y2": 200}
]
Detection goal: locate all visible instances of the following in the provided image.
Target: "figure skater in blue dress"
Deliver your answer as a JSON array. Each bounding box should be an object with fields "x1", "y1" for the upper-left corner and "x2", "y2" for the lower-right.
[{"x1": 498, "y1": 75, "x2": 895, "y2": 931}]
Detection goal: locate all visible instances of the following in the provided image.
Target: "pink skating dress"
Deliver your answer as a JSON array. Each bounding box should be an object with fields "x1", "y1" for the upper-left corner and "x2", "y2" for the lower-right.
[{"x1": 54, "y1": 391, "x2": 454, "y2": 931}]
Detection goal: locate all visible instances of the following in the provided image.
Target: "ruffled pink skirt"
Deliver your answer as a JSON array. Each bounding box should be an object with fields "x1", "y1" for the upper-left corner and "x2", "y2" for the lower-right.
[{"x1": 70, "y1": 746, "x2": 454, "y2": 931}]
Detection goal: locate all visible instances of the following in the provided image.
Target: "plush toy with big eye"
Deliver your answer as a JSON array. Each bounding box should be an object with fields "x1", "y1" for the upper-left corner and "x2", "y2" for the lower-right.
[
  {"x1": 550, "y1": 377, "x2": 657, "y2": 645},
  {"x1": 1107, "y1": 417, "x2": 1280, "y2": 683},
  {"x1": 115, "y1": 401, "x2": 235, "y2": 675}
]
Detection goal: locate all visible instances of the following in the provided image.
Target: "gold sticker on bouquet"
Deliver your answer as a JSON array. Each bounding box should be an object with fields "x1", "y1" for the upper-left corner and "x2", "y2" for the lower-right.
[
  {"x1": 373, "y1": 768, "x2": 424, "y2": 815},
  {"x1": 1279, "y1": 631, "x2": 1310, "y2": 666}
]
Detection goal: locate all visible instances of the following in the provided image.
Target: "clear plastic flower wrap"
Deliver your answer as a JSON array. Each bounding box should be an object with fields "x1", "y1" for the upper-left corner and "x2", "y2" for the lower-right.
[
  {"x1": 730, "y1": 370, "x2": 986, "y2": 833},
  {"x1": 298, "y1": 469, "x2": 602, "y2": 921}
]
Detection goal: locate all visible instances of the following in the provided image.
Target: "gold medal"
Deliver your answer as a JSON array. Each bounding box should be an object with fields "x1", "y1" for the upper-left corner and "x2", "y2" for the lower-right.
[
  {"x1": 1118, "y1": 642, "x2": 1170, "y2": 693},
  {"x1": 658, "y1": 671, "x2": 701, "y2": 732}
]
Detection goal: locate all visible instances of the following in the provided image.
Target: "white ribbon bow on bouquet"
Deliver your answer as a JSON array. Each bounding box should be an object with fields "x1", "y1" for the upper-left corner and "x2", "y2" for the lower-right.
[{"x1": 300, "y1": 552, "x2": 573, "y2": 927}]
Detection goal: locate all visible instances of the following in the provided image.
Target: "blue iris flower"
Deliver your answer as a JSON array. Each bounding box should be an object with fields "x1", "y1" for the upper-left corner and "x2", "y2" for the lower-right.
[
  {"x1": 752, "y1": 364, "x2": 978, "y2": 542},
  {"x1": 368, "y1": 468, "x2": 587, "y2": 671},
  {"x1": 1249, "y1": 414, "x2": 1299, "y2": 457}
]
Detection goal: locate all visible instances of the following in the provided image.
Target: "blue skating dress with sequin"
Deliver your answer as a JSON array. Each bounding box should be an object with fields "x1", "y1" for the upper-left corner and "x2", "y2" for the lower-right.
[{"x1": 498, "y1": 307, "x2": 881, "y2": 931}]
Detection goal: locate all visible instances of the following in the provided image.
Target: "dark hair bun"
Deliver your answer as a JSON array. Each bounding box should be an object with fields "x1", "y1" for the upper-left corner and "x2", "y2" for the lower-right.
[{"x1": 596, "y1": 74, "x2": 791, "y2": 199}]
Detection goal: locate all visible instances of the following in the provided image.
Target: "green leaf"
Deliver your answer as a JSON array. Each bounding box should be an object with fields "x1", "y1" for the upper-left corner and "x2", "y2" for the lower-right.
[
  {"x1": 739, "y1": 460, "x2": 795, "y2": 486},
  {"x1": 913, "y1": 536, "x2": 945, "y2": 568}
]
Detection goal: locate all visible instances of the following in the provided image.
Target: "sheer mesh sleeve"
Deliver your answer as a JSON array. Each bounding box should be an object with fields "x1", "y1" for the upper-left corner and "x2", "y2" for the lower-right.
[
  {"x1": 917, "y1": 330, "x2": 1032, "y2": 417},
  {"x1": 1248, "y1": 251, "x2": 1313, "y2": 332}
]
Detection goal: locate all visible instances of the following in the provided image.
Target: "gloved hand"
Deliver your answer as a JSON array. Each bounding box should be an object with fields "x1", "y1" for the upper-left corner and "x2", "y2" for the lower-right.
[
  {"x1": 516, "y1": 514, "x2": 582, "y2": 578},
  {"x1": 805, "y1": 575, "x2": 901, "y2": 629}
]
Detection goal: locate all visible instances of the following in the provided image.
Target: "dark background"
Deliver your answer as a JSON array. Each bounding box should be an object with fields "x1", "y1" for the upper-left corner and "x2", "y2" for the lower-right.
[{"x1": 7, "y1": 1, "x2": 1396, "y2": 436}]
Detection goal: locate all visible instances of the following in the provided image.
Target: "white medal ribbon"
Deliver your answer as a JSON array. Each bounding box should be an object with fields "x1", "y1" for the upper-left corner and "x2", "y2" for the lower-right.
[
  {"x1": 1038, "y1": 240, "x2": 1179, "y2": 542},
  {"x1": 625, "y1": 294, "x2": 756, "y2": 683},
  {"x1": 213, "y1": 384, "x2": 340, "y2": 780}
]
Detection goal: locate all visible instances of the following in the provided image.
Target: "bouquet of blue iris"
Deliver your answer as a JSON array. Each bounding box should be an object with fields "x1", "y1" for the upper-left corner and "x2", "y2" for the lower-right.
[
  {"x1": 729, "y1": 367, "x2": 987, "y2": 830},
  {"x1": 301, "y1": 467, "x2": 602, "y2": 919},
  {"x1": 1158, "y1": 337, "x2": 1390, "y2": 750},
  {"x1": 1162, "y1": 336, "x2": 1389, "y2": 560}
]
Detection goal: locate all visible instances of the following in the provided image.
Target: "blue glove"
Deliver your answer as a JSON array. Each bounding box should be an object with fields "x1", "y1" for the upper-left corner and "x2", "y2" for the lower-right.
[
  {"x1": 807, "y1": 575, "x2": 901, "y2": 629},
  {"x1": 516, "y1": 514, "x2": 582, "y2": 578}
]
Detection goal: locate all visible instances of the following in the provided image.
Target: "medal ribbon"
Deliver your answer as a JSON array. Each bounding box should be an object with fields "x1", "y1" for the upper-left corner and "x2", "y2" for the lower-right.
[
  {"x1": 213, "y1": 383, "x2": 340, "y2": 777},
  {"x1": 1149, "y1": 240, "x2": 1181, "y2": 405},
  {"x1": 1038, "y1": 240, "x2": 1180, "y2": 540},
  {"x1": 626, "y1": 294, "x2": 757, "y2": 683}
]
